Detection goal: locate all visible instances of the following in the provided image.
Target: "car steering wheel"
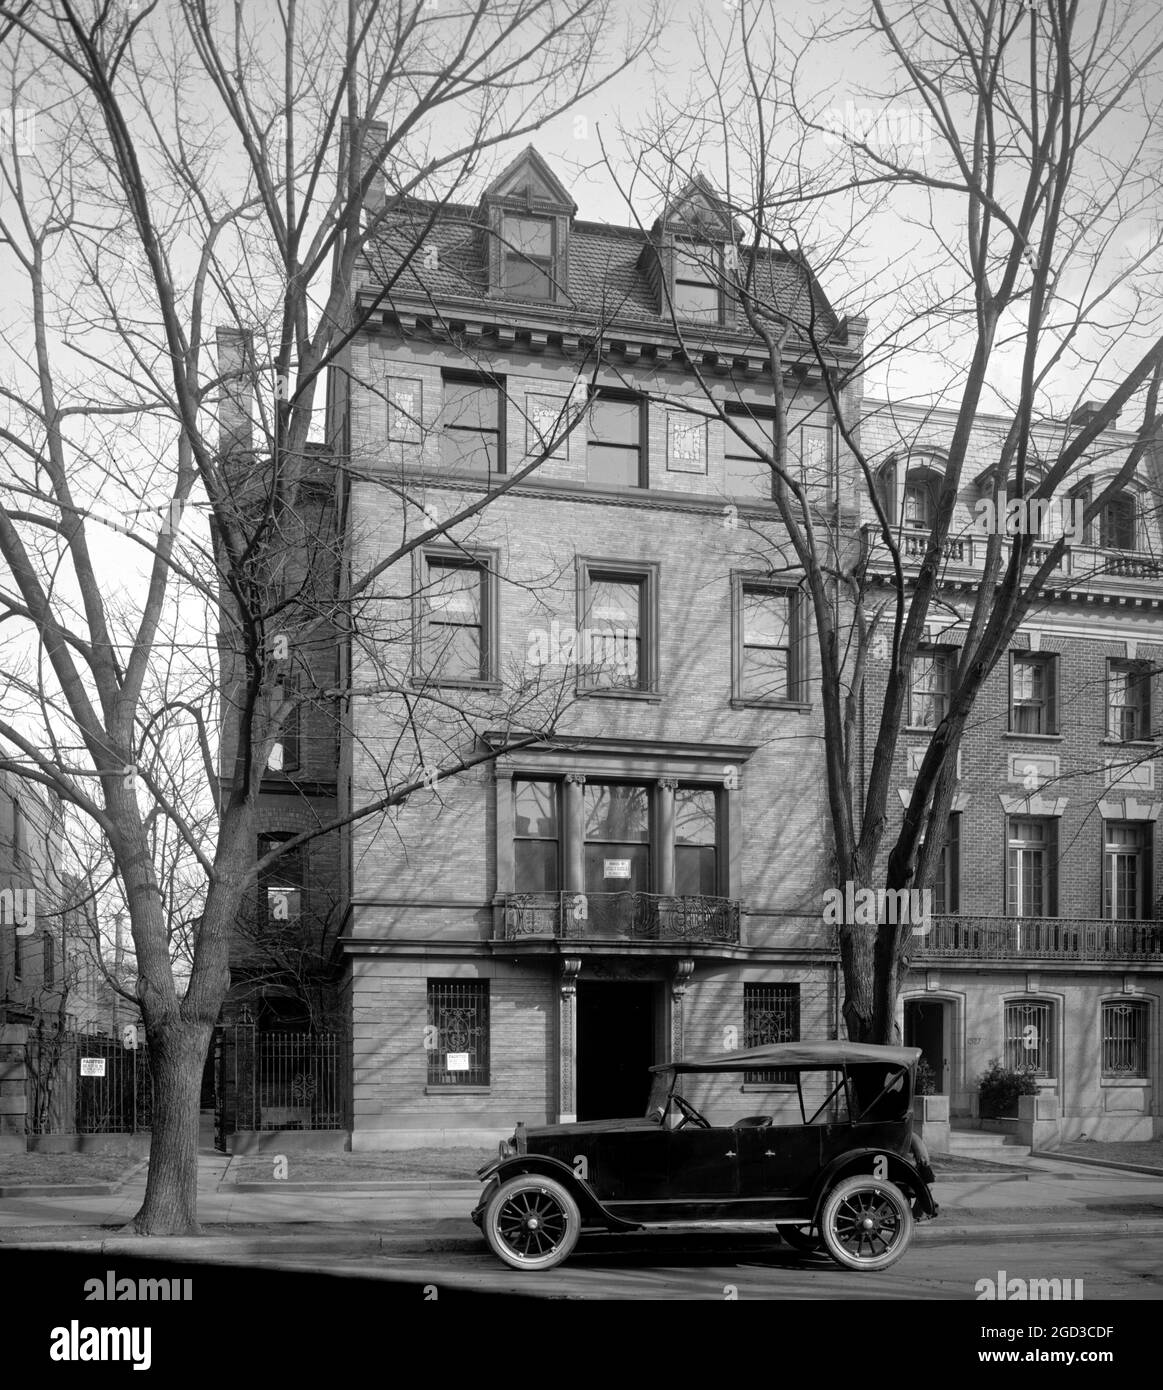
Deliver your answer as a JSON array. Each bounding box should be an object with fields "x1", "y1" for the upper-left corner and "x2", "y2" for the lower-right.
[{"x1": 673, "y1": 1094, "x2": 711, "y2": 1129}]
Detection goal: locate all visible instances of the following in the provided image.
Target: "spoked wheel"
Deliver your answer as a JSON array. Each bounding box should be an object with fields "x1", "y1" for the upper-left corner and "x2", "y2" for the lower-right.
[
  {"x1": 819, "y1": 1175, "x2": 914, "y2": 1272},
  {"x1": 780, "y1": 1224, "x2": 824, "y2": 1254},
  {"x1": 483, "y1": 1175, "x2": 581, "y2": 1271}
]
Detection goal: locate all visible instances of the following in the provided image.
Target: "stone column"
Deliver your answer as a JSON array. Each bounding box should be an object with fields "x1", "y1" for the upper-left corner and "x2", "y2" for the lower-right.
[
  {"x1": 657, "y1": 778, "x2": 677, "y2": 895},
  {"x1": 670, "y1": 960, "x2": 694, "y2": 1063},
  {"x1": 558, "y1": 957, "x2": 582, "y2": 1122},
  {"x1": 563, "y1": 773, "x2": 586, "y2": 896}
]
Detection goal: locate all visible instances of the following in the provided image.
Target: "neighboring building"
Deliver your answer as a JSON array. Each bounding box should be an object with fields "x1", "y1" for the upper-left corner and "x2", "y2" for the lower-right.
[
  {"x1": 861, "y1": 399, "x2": 1163, "y2": 1140},
  {"x1": 0, "y1": 770, "x2": 107, "y2": 1033},
  {"x1": 326, "y1": 146, "x2": 867, "y2": 1145}
]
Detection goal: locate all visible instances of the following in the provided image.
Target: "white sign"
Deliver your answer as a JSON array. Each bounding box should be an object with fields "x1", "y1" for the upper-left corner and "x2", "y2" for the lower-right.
[
  {"x1": 445, "y1": 1052, "x2": 470, "y2": 1072},
  {"x1": 80, "y1": 1058, "x2": 106, "y2": 1078},
  {"x1": 604, "y1": 859, "x2": 632, "y2": 879}
]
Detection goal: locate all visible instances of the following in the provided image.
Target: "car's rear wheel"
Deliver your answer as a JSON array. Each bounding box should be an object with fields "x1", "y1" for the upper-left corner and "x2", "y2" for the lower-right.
[
  {"x1": 819, "y1": 1175, "x2": 914, "y2": 1271},
  {"x1": 483, "y1": 1175, "x2": 581, "y2": 1271},
  {"x1": 780, "y1": 1224, "x2": 823, "y2": 1254}
]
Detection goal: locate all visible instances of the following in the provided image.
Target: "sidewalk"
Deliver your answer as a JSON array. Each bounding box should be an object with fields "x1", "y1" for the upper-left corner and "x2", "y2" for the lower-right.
[{"x1": 2, "y1": 1149, "x2": 1163, "y2": 1254}]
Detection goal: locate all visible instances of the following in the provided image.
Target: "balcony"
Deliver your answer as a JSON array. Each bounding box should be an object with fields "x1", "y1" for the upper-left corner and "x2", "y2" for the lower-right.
[
  {"x1": 914, "y1": 915, "x2": 1163, "y2": 963},
  {"x1": 494, "y1": 892, "x2": 741, "y2": 946},
  {"x1": 863, "y1": 527, "x2": 1162, "y2": 599}
]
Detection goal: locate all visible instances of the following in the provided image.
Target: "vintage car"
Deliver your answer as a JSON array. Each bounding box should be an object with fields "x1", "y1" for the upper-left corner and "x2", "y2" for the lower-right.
[{"x1": 472, "y1": 1040, "x2": 938, "y2": 1272}]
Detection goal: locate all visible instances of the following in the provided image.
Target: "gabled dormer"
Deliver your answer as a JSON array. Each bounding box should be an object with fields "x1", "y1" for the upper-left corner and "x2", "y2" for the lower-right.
[
  {"x1": 479, "y1": 146, "x2": 575, "y2": 305},
  {"x1": 639, "y1": 173, "x2": 741, "y2": 327}
]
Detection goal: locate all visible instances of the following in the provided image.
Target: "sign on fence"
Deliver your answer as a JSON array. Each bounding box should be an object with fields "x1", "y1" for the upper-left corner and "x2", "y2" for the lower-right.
[
  {"x1": 445, "y1": 1052, "x2": 470, "y2": 1072},
  {"x1": 80, "y1": 1058, "x2": 106, "y2": 1078}
]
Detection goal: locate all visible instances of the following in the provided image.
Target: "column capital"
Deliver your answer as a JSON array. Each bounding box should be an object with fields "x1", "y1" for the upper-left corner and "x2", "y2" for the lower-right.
[
  {"x1": 564, "y1": 772, "x2": 587, "y2": 785},
  {"x1": 658, "y1": 777, "x2": 679, "y2": 791}
]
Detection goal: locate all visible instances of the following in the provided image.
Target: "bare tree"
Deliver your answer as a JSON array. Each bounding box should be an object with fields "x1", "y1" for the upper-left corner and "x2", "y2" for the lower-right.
[
  {"x1": 608, "y1": 0, "x2": 1163, "y2": 1041},
  {"x1": 0, "y1": 0, "x2": 659, "y2": 1232}
]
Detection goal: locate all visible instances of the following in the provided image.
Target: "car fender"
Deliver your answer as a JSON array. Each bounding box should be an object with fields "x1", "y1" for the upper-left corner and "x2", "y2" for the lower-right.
[
  {"x1": 809, "y1": 1148, "x2": 937, "y2": 1221},
  {"x1": 474, "y1": 1154, "x2": 639, "y2": 1230}
]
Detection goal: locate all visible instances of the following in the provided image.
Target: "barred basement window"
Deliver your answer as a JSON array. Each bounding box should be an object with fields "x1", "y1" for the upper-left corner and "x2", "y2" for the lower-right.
[
  {"x1": 743, "y1": 982, "x2": 800, "y2": 1084},
  {"x1": 1004, "y1": 999, "x2": 1054, "y2": 1077},
  {"x1": 1102, "y1": 1001, "x2": 1148, "y2": 1077},
  {"x1": 427, "y1": 981, "x2": 490, "y2": 1086}
]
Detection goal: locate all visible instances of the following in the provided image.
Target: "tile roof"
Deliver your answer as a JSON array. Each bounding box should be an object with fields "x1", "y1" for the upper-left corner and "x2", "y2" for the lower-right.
[{"x1": 359, "y1": 202, "x2": 842, "y2": 342}]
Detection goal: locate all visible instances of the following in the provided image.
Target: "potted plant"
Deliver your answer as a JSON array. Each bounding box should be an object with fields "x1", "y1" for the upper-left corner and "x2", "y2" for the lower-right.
[{"x1": 977, "y1": 1058, "x2": 1038, "y2": 1120}]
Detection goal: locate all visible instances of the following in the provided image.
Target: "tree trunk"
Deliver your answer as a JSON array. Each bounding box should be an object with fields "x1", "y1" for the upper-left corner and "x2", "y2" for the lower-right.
[{"x1": 129, "y1": 1019, "x2": 213, "y2": 1235}]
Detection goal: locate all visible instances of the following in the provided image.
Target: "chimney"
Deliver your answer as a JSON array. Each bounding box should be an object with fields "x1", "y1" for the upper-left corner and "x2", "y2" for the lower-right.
[{"x1": 216, "y1": 326, "x2": 255, "y2": 454}]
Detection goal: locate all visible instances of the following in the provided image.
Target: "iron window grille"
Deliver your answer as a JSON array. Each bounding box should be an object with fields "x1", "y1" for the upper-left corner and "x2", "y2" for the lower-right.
[
  {"x1": 1102, "y1": 1000, "x2": 1148, "y2": 1077},
  {"x1": 743, "y1": 983, "x2": 801, "y2": 1084},
  {"x1": 427, "y1": 980, "x2": 490, "y2": 1086},
  {"x1": 1003, "y1": 999, "x2": 1054, "y2": 1077}
]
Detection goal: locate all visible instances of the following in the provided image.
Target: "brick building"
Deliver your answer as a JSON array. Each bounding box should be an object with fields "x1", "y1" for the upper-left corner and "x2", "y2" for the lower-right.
[
  {"x1": 327, "y1": 147, "x2": 867, "y2": 1146},
  {"x1": 861, "y1": 398, "x2": 1163, "y2": 1141}
]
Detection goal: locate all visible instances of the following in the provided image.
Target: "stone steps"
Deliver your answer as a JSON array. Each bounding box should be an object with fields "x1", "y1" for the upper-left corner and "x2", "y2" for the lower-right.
[{"x1": 948, "y1": 1125, "x2": 1031, "y2": 1159}]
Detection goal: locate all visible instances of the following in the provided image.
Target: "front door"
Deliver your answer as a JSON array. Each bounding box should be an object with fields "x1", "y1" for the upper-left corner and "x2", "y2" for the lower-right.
[
  {"x1": 905, "y1": 999, "x2": 947, "y2": 1093},
  {"x1": 576, "y1": 982, "x2": 655, "y2": 1121}
]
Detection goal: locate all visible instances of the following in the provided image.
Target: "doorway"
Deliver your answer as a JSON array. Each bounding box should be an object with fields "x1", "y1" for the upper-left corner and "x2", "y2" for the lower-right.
[
  {"x1": 576, "y1": 982, "x2": 656, "y2": 1121},
  {"x1": 904, "y1": 998, "x2": 948, "y2": 1093}
]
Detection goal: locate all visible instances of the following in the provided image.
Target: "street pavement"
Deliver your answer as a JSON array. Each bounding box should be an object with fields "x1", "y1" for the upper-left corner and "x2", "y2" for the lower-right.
[{"x1": 1, "y1": 1149, "x2": 1163, "y2": 1256}]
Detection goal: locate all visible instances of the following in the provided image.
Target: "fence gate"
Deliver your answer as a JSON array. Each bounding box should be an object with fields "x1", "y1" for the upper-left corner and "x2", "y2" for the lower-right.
[{"x1": 213, "y1": 1016, "x2": 347, "y2": 1148}]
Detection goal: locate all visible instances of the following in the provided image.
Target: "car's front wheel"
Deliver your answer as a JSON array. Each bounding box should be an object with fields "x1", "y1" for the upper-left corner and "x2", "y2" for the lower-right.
[
  {"x1": 483, "y1": 1174, "x2": 581, "y2": 1271},
  {"x1": 819, "y1": 1175, "x2": 914, "y2": 1272}
]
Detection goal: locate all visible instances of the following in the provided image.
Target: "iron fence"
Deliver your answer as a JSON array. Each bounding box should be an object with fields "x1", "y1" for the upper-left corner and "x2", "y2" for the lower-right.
[
  {"x1": 495, "y1": 891, "x2": 741, "y2": 944},
  {"x1": 915, "y1": 915, "x2": 1163, "y2": 961},
  {"x1": 215, "y1": 1023, "x2": 348, "y2": 1140},
  {"x1": 25, "y1": 1027, "x2": 152, "y2": 1135}
]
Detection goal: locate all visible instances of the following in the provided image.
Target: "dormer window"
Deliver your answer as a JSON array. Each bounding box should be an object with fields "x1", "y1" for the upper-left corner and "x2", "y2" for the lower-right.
[
  {"x1": 903, "y1": 479, "x2": 935, "y2": 529},
  {"x1": 877, "y1": 456, "x2": 941, "y2": 529},
  {"x1": 673, "y1": 242, "x2": 720, "y2": 321},
  {"x1": 502, "y1": 214, "x2": 554, "y2": 299}
]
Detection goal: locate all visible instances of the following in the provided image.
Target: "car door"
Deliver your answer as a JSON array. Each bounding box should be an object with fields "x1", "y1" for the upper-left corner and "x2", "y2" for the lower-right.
[
  {"x1": 579, "y1": 1125, "x2": 672, "y2": 1203},
  {"x1": 665, "y1": 1126, "x2": 741, "y2": 1201}
]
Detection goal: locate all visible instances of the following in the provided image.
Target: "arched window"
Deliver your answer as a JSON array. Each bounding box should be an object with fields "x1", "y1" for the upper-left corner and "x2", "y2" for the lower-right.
[
  {"x1": 1098, "y1": 491, "x2": 1137, "y2": 551},
  {"x1": 877, "y1": 455, "x2": 942, "y2": 529}
]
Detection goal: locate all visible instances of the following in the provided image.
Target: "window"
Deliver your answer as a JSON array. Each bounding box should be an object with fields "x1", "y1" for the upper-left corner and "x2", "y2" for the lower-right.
[
  {"x1": 1006, "y1": 818, "x2": 1057, "y2": 918},
  {"x1": 578, "y1": 561, "x2": 656, "y2": 693},
  {"x1": 1004, "y1": 999, "x2": 1055, "y2": 1077},
  {"x1": 1010, "y1": 653, "x2": 1058, "y2": 735},
  {"x1": 439, "y1": 372, "x2": 503, "y2": 474},
  {"x1": 587, "y1": 391, "x2": 645, "y2": 488},
  {"x1": 724, "y1": 405, "x2": 775, "y2": 500},
  {"x1": 903, "y1": 479, "x2": 935, "y2": 529},
  {"x1": 1108, "y1": 659, "x2": 1151, "y2": 741},
  {"x1": 734, "y1": 580, "x2": 801, "y2": 704},
  {"x1": 744, "y1": 983, "x2": 800, "y2": 1084},
  {"x1": 793, "y1": 421, "x2": 835, "y2": 489},
  {"x1": 675, "y1": 788, "x2": 719, "y2": 896},
  {"x1": 1103, "y1": 822, "x2": 1153, "y2": 920},
  {"x1": 502, "y1": 214, "x2": 554, "y2": 299},
  {"x1": 929, "y1": 813, "x2": 960, "y2": 915},
  {"x1": 909, "y1": 647, "x2": 956, "y2": 728},
  {"x1": 266, "y1": 676, "x2": 300, "y2": 774},
  {"x1": 1098, "y1": 492, "x2": 1136, "y2": 551},
  {"x1": 258, "y1": 834, "x2": 304, "y2": 927},
  {"x1": 43, "y1": 933, "x2": 54, "y2": 988},
  {"x1": 427, "y1": 980, "x2": 489, "y2": 1086},
  {"x1": 13, "y1": 929, "x2": 22, "y2": 980},
  {"x1": 11, "y1": 797, "x2": 25, "y2": 866},
  {"x1": 876, "y1": 458, "x2": 938, "y2": 530},
  {"x1": 1102, "y1": 1001, "x2": 1148, "y2": 1076},
  {"x1": 514, "y1": 780, "x2": 560, "y2": 892},
  {"x1": 673, "y1": 241, "x2": 720, "y2": 321},
  {"x1": 421, "y1": 554, "x2": 491, "y2": 684},
  {"x1": 583, "y1": 783, "x2": 651, "y2": 895}
]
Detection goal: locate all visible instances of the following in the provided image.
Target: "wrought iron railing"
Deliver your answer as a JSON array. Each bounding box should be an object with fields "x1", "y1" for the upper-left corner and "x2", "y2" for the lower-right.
[
  {"x1": 914, "y1": 915, "x2": 1163, "y2": 962},
  {"x1": 495, "y1": 892, "x2": 741, "y2": 945}
]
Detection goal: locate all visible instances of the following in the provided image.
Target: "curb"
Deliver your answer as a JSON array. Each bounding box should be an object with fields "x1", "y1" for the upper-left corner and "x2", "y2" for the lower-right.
[
  {"x1": 1032, "y1": 1150, "x2": 1163, "y2": 1179},
  {"x1": 0, "y1": 1183, "x2": 119, "y2": 1199}
]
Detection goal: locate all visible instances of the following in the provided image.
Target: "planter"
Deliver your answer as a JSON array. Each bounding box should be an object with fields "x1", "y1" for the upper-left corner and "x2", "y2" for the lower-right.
[{"x1": 911, "y1": 1093, "x2": 950, "y2": 1152}]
